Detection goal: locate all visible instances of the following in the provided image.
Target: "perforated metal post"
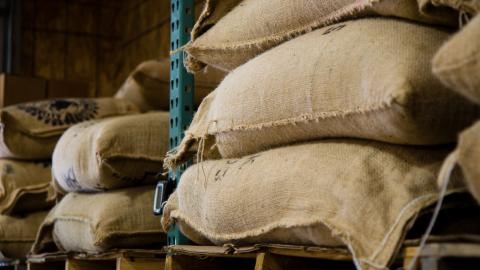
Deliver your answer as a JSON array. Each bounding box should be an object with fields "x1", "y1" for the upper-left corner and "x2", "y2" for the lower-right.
[{"x1": 166, "y1": 0, "x2": 195, "y2": 245}]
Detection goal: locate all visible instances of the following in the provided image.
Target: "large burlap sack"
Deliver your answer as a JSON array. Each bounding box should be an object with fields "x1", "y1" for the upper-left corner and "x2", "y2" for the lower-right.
[
  {"x1": 163, "y1": 140, "x2": 459, "y2": 270},
  {"x1": 0, "y1": 160, "x2": 53, "y2": 215},
  {"x1": 53, "y1": 112, "x2": 169, "y2": 193},
  {"x1": 114, "y1": 59, "x2": 226, "y2": 112},
  {"x1": 0, "y1": 211, "x2": 47, "y2": 259},
  {"x1": 0, "y1": 98, "x2": 139, "y2": 160},
  {"x1": 166, "y1": 19, "x2": 479, "y2": 168},
  {"x1": 438, "y1": 121, "x2": 480, "y2": 203},
  {"x1": 32, "y1": 186, "x2": 165, "y2": 254},
  {"x1": 185, "y1": 0, "x2": 457, "y2": 72},
  {"x1": 425, "y1": 0, "x2": 480, "y2": 15},
  {"x1": 433, "y1": 14, "x2": 480, "y2": 104}
]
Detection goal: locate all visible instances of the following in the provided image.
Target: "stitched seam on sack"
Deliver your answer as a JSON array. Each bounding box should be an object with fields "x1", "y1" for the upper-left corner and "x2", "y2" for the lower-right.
[
  {"x1": 367, "y1": 193, "x2": 438, "y2": 262},
  {"x1": 2, "y1": 184, "x2": 50, "y2": 214},
  {"x1": 99, "y1": 153, "x2": 166, "y2": 163},
  {"x1": 51, "y1": 215, "x2": 161, "y2": 246},
  {"x1": 365, "y1": 188, "x2": 465, "y2": 265},
  {"x1": 98, "y1": 155, "x2": 164, "y2": 183},
  {"x1": 170, "y1": 210, "x2": 349, "y2": 245},
  {"x1": 188, "y1": 1, "x2": 375, "y2": 50},
  {"x1": 94, "y1": 229, "x2": 165, "y2": 244},
  {"x1": 209, "y1": 96, "x2": 398, "y2": 134}
]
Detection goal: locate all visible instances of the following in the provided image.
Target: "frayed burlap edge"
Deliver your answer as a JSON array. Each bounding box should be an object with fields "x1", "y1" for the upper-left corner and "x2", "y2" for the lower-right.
[
  {"x1": 164, "y1": 190, "x2": 463, "y2": 270},
  {"x1": 32, "y1": 214, "x2": 165, "y2": 254},
  {"x1": 163, "y1": 93, "x2": 405, "y2": 171},
  {"x1": 183, "y1": 0, "x2": 212, "y2": 73},
  {"x1": 184, "y1": 0, "x2": 380, "y2": 72}
]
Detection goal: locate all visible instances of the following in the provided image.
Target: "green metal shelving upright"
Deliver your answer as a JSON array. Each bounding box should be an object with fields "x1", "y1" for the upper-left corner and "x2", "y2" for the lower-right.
[
  {"x1": 153, "y1": 0, "x2": 194, "y2": 245},
  {"x1": 167, "y1": 0, "x2": 195, "y2": 245}
]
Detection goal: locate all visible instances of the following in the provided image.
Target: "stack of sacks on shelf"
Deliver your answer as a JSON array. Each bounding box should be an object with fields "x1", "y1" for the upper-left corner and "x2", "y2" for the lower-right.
[
  {"x1": 430, "y1": 2, "x2": 480, "y2": 203},
  {"x1": 31, "y1": 112, "x2": 169, "y2": 254},
  {"x1": 0, "y1": 97, "x2": 139, "y2": 260},
  {"x1": 30, "y1": 57, "x2": 226, "y2": 254},
  {"x1": 114, "y1": 58, "x2": 226, "y2": 112},
  {"x1": 162, "y1": 1, "x2": 480, "y2": 270}
]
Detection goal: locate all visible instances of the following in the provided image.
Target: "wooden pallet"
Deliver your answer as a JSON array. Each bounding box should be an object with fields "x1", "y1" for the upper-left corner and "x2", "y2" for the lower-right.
[
  {"x1": 166, "y1": 242, "x2": 480, "y2": 270},
  {"x1": 165, "y1": 244, "x2": 356, "y2": 270},
  {"x1": 27, "y1": 249, "x2": 166, "y2": 270},
  {"x1": 22, "y1": 241, "x2": 480, "y2": 270}
]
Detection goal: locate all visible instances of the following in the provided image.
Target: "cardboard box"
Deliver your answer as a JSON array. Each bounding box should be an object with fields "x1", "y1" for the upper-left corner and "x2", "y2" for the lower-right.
[
  {"x1": 0, "y1": 74, "x2": 46, "y2": 107},
  {"x1": 0, "y1": 74, "x2": 94, "y2": 108}
]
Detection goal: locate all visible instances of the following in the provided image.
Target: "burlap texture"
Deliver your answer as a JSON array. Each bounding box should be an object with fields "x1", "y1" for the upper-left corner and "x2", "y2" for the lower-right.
[
  {"x1": 0, "y1": 160, "x2": 53, "y2": 215},
  {"x1": 0, "y1": 98, "x2": 139, "y2": 160},
  {"x1": 427, "y1": 0, "x2": 480, "y2": 15},
  {"x1": 0, "y1": 211, "x2": 47, "y2": 259},
  {"x1": 163, "y1": 140, "x2": 455, "y2": 270},
  {"x1": 186, "y1": 0, "x2": 458, "y2": 72},
  {"x1": 165, "y1": 19, "x2": 479, "y2": 169},
  {"x1": 439, "y1": 121, "x2": 480, "y2": 203},
  {"x1": 433, "y1": 14, "x2": 480, "y2": 104},
  {"x1": 32, "y1": 186, "x2": 165, "y2": 254},
  {"x1": 53, "y1": 112, "x2": 169, "y2": 193},
  {"x1": 114, "y1": 59, "x2": 226, "y2": 111}
]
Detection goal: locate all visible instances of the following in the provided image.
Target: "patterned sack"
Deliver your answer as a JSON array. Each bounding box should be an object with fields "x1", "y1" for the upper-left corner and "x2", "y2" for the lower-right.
[
  {"x1": 53, "y1": 112, "x2": 169, "y2": 193},
  {"x1": 433, "y1": 14, "x2": 480, "y2": 104},
  {"x1": 114, "y1": 59, "x2": 226, "y2": 112},
  {"x1": 0, "y1": 160, "x2": 53, "y2": 215},
  {"x1": 166, "y1": 19, "x2": 479, "y2": 168},
  {"x1": 0, "y1": 98, "x2": 139, "y2": 160},
  {"x1": 32, "y1": 186, "x2": 165, "y2": 254},
  {"x1": 163, "y1": 140, "x2": 457, "y2": 270},
  {"x1": 185, "y1": 0, "x2": 457, "y2": 72},
  {"x1": 0, "y1": 211, "x2": 47, "y2": 259}
]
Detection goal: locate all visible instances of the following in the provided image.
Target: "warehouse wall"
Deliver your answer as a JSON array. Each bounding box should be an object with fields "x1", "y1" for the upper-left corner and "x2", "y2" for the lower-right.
[
  {"x1": 19, "y1": 0, "x2": 125, "y2": 96},
  {"x1": 19, "y1": 0, "x2": 204, "y2": 97},
  {"x1": 103, "y1": 0, "x2": 204, "y2": 97},
  {"x1": 100, "y1": 0, "x2": 171, "y2": 97}
]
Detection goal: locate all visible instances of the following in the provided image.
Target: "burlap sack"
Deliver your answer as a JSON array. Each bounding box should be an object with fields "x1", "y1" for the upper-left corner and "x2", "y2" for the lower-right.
[
  {"x1": 163, "y1": 140, "x2": 458, "y2": 270},
  {"x1": 165, "y1": 19, "x2": 479, "y2": 168},
  {"x1": 114, "y1": 59, "x2": 226, "y2": 112},
  {"x1": 433, "y1": 14, "x2": 480, "y2": 104},
  {"x1": 32, "y1": 186, "x2": 165, "y2": 254},
  {"x1": 425, "y1": 0, "x2": 480, "y2": 15},
  {"x1": 437, "y1": 121, "x2": 480, "y2": 203},
  {"x1": 0, "y1": 160, "x2": 53, "y2": 215},
  {"x1": 185, "y1": 0, "x2": 457, "y2": 72},
  {"x1": 0, "y1": 211, "x2": 47, "y2": 259},
  {"x1": 53, "y1": 112, "x2": 169, "y2": 193},
  {"x1": 0, "y1": 98, "x2": 139, "y2": 160}
]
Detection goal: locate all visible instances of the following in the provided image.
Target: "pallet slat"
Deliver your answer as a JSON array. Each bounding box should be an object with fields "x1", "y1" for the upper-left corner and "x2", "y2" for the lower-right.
[{"x1": 116, "y1": 257, "x2": 165, "y2": 270}]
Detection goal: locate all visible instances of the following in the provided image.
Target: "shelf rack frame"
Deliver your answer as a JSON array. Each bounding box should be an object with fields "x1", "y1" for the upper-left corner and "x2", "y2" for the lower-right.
[{"x1": 154, "y1": 0, "x2": 195, "y2": 245}]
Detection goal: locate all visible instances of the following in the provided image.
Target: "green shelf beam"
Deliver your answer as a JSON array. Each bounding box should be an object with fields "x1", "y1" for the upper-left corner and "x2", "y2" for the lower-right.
[{"x1": 166, "y1": 0, "x2": 195, "y2": 245}]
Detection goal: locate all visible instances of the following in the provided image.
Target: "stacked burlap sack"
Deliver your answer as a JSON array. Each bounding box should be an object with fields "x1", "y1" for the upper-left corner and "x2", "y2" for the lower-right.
[
  {"x1": 431, "y1": 3, "x2": 480, "y2": 204},
  {"x1": 0, "y1": 97, "x2": 138, "y2": 259},
  {"x1": 115, "y1": 58, "x2": 226, "y2": 112},
  {"x1": 30, "y1": 59, "x2": 225, "y2": 255},
  {"x1": 161, "y1": 1, "x2": 480, "y2": 269}
]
